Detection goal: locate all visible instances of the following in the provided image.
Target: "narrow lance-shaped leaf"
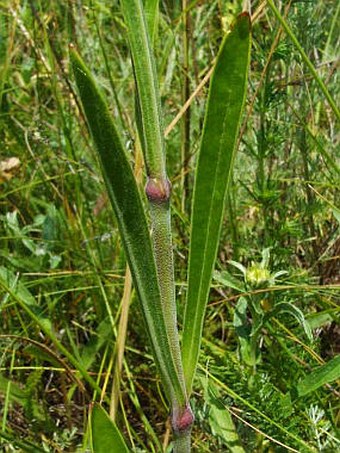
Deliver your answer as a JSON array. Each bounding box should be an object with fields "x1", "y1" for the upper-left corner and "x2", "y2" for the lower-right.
[
  {"x1": 70, "y1": 47, "x2": 185, "y2": 407},
  {"x1": 182, "y1": 13, "x2": 252, "y2": 394},
  {"x1": 297, "y1": 356, "x2": 340, "y2": 397},
  {"x1": 119, "y1": 0, "x2": 165, "y2": 179}
]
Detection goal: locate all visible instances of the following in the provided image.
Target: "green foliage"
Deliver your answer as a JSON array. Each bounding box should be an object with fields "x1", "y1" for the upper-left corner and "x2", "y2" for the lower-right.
[
  {"x1": 0, "y1": 372, "x2": 46, "y2": 423},
  {"x1": 182, "y1": 13, "x2": 251, "y2": 394},
  {"x1": 0, "y1": 0, "x2": 339, "y2": 451},
  {"x1": 70, "y1": 46, "x2": 185, "y2": 407},
  {"x1": 221, "y1": 250, "x2": 313, "y2": 366},
  {"x1": 201, "y1": 376, "x2": 245, "y2": 452},
  {"x1": 90, "y1": 404, "x2": 130, "y2": 453},
  {"x1": 297, "y1": 355, "x2": 340, "y2": 397}
]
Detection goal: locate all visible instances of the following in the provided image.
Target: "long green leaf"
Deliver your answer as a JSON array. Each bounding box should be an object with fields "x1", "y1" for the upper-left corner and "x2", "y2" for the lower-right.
[
  {"x1": 90, "y1": 404, "x2": 130, "y2": 453},
  {"x1": 119, "y1": 0, "x2": 165, "y2": 179},
  {"x1": 145, "y1": 0, "x2": 159, "y2": 44},
  {"x1": 70, "y1": 48, "x2": 185, "y2": 406},
  {"x1": 182, "y1": 13, "x2": 252, "y2": 394},
  {"x1": 297, "y1": 356, "x2": 340, "y2": 397}
]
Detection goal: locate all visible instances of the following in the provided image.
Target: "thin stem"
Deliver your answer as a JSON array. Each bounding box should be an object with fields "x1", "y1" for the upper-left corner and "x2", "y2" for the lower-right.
[
  {"x1": 110, "y1": 266, "x2": 132, "y2": 420},
  {"x1": 181, "y1": 0, "x2": 191, "y2": 213},
  {"x1": 110, "y1": 139, "x2": 144, "y2": 420}
]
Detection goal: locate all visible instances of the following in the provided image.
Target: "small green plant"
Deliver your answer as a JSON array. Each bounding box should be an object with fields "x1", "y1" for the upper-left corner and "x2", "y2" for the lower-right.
[
  {"x1": 70, "y1": 1, "x2": 250, "y2": 451},
  {"x1": 215, "y1": 249, "x2": 312, "y2": 368}
]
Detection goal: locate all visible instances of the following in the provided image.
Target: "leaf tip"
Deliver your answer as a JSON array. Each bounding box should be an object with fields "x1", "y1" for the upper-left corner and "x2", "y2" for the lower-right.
[{"x1": 236, "y1": 11, "x2": 252, "y2": 35}]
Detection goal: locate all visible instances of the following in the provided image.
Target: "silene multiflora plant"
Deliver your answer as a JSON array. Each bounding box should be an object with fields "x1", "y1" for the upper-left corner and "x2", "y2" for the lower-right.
[{"x1": 70, "y1": 1, "x2": 251, "y2": 451}]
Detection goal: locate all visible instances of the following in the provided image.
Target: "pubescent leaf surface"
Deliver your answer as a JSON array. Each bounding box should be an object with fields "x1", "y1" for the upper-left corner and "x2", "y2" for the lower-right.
[
  {"x1": 182, "y1": 13, "x2": 251, "y2": 394},
  {"x1": 70, "y1": 48, "x2": 185, "y2": 406}
]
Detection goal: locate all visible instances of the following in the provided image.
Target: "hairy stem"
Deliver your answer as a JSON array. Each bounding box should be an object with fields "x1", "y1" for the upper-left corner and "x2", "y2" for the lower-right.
[
  {"x1": 146, "y1": 178, "x2": 185, "y2": 384},
  {"x1": 171, "y1": 404, "x2": 194, "y2": 453},
  {"x1": 120, "y1": 0, "x2": 192, "y2": 446}
]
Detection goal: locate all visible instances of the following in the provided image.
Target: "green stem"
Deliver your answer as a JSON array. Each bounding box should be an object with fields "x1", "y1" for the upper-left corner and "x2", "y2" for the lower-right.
[
  {"x1": 120, "y1": 0, "x2": 192, "y2": 445},
  {"x1": 173, "y1": 432, "x2": 192, "y2": 453},
  {"x1": 148, "y1": 199, "x2": 184, "y2": 385},
  {"x1": 171, "y1": 404, "x2": 194, "y2": 453},
  {"x1": 181, "y1": 0, "x2": 191, "y2": 213},
  {"x1": 145, "y1": 177, "x2": 188, "y2": 413}
]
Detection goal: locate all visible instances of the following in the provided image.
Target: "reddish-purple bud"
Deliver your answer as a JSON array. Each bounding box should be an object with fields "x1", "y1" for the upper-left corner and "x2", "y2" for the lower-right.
[
  {"x1": 171, "y1": 404, "x2": 194, "y2": 435},
  {"x1": 145, "y1": 177, "x2": 171, "y2": 203}
]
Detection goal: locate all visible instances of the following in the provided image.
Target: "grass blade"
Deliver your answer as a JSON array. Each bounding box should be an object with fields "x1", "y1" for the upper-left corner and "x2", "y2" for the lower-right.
[
  {"x1": 297, "y1": 355, "x2": 340, "y2": 397},
  {"x1": 182, "y1": 13, "x2": 252, "y2": 394},
  {"x1": 70, "y1": 48, "x2": 185, "y2": 406},
  {"x1": 90, "y1": 404, "x2": 130, "y2": 453},
  {"x1": 0, "y1": 267, "x2": 102, "y2": 396}
]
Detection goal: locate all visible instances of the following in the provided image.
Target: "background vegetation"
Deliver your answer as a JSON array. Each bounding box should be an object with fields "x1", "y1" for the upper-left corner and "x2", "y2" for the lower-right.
[{"x1": 0, "y1": 0, "x2": 339, "y2": 451}]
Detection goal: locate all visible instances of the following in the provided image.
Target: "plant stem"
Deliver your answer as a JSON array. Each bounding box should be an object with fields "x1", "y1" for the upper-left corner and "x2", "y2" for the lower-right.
[
  {"x1": 120, "y1": 0, "x2": 166, "y2": 179},
  {"x1": 145, "y1": 178, "x2": 187, "y2": 396},
  {"x1": 171, "y1": 404, "x2": 194, "y2": 453},
  {"x1": 110, "y1": 266, "x2": 132, "y2": 420},
  {"x1": 181, "y1": 0, "x2": 191, "y2": 213},
  {"x1": 120, "y1": 0, "x2": 192, "y2": 444},
  {"x1": 173, "y1": 432, "x2": 191, "y2": 453}
]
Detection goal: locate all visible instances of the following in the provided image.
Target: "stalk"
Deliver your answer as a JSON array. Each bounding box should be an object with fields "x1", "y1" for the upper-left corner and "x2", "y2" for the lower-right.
[
  {"x1": 119, "y1": 0, "x2": 192, "y2": 446},
  {"x1": 70, "y1": 44, "x2": 187, "y2": 424},
  {"x1": 145, "y1": 179, "x2": 183, "y2": 379},
  {"x1": 110, "y1": 140, "x2": 144, "y2": 420},
  {"x1": 181, "y1": 0, "x2": 191, "y2": 213}
]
